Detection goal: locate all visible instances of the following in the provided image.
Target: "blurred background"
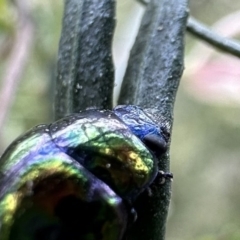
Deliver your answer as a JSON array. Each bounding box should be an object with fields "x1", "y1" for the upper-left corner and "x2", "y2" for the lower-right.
[{"x1": 0, "y1": 0, "x2": 240, "y2": 239}]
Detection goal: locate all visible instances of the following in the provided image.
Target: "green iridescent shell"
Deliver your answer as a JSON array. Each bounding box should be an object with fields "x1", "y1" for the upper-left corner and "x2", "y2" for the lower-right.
[
  {"x1": 0, "y1": 125, "x2": 127, "y2": 240},
  {"x1": 0, "y1": 106, "x2": 168, "y2": 240},
  {"x1": 50, "y1": 109, "x2": 158, "y2": 200}
]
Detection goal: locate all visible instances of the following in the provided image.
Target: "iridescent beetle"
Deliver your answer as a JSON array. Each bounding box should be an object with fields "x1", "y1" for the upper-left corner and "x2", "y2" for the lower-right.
[{"x1": 0, "y1": 105, "x2": 171, "y2": 240}]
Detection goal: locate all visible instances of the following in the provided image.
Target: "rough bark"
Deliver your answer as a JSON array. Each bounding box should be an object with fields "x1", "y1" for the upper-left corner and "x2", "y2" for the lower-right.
[
  {"x1": 55, "y1": 0, "x2": 116, "y2": 119},
  {"x1": 118, "y1": 0, "x2": 188, "y2": 239}
]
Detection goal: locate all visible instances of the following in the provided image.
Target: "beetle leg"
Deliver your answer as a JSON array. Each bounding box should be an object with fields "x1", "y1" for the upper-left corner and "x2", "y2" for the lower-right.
[{"x1": 157, "y1": 170, "x2": 173, "y2": 185}]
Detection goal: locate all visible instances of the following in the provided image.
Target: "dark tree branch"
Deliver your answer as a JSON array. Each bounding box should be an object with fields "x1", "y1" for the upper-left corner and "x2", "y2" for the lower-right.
[
  {"x1": 118, "y1": 0, "x2": 188, "y2": 239},
  {"x1": 187, "y1": 17, "x2": 240, "y2": 58},
  {"x1": 55, "y1": 0, "x2": 116, "y2": 120}
]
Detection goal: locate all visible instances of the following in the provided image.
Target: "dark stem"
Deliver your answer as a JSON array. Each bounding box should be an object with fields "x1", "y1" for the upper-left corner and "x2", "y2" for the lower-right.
[
  {"x1": 54, "y1": 0, "x2": 116, "y2": 120},
  {"x1": 138, "y1": 0, "x2": 240, "y2": 58},
  {"x1": 187, "y1": 17, "x2": 240, "y2": 58},
  {"x1": 118, "y1": 0, "x2": 188, "y2": 239}
]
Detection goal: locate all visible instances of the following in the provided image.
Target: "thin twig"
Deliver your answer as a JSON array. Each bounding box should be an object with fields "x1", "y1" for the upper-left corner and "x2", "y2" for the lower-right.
[
  {"x1": 187, "y1": 17, "x2": 240, "y2": 58},
  {"x1": 137, "y1": 0, "x2": 240, "y2": 58},
  {"x1": 0, "y1": 0, "x2": 34, "y2": 135}
]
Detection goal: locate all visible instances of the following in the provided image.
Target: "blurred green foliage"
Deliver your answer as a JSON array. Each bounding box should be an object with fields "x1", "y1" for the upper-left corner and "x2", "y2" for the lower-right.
[
  {"x1": 0, "y1": 1, "x2": 63, "y2": 149},
  {"x1": 0, "y1": 0, "x2": 240, "y2": 240},
  {"x1": 0, "y1": 0, "x2": 15, "y2": 33}
]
